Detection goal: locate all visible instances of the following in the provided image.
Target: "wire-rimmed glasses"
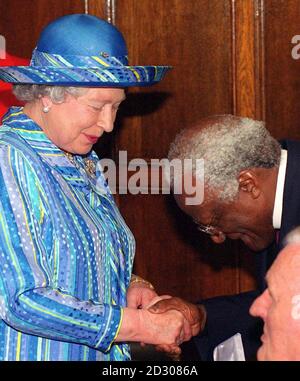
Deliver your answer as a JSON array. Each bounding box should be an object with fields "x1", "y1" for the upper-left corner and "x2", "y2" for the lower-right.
[{"x1": 194, "y1": 210, "x2": 223, "y2": 236}]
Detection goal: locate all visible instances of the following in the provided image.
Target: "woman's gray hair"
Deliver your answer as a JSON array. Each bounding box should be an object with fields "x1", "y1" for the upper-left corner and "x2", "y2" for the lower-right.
[
  {"x1": 168, "y1": 114, "x2": 281, "y2": 201},
  {"x1": 12, "y1": 84, "x2": 88, "y2": 103}
]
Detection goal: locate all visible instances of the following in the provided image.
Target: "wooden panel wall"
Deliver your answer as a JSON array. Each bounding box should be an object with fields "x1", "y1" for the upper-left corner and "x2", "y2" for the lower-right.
[
  {"x1": 111, "y1": 0, "x2": 258, "y2": 301},
  {"x1": 1, "y1": 0, "x2": 300, "y2": 303},
  {"x1": 114, "y1": 0, "x2": 233, "y2": 158},
  {"x1": 112, "y1": 0, "x2": 239, "y2": 300},
  {"x1": 0, "y1": 0, "x2": 85, "y2": 58},
  {"x1": 264, "y1": 0, "x2": 300, "y2": 139}
]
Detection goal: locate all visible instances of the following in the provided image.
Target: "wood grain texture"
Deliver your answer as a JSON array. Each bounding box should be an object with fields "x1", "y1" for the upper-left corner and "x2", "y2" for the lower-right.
[
  {"x1": 88, "y1": 0, "x2": 108, "y2": 20},
  {"x1": 0, "y1": 0, "x2": 84, "y2": 58},
  {"x1": 232, "y1": 0, "x2": 265, "y2": 292},
  {"x1": 111, "y1": 0, "x2": 258, "y2": 298},
  {"x1": 119, "y1": 193, "x2": 254, "y2": 301},
  {"x1": 264, "y1": 0, "x2": 300, "y2": 139},
  {"x1": 233, "y1": 0, "x2": 265, "y2": 120},
  {"x1": 114, "y1": 0, "x2": 233, "y2": 159}
]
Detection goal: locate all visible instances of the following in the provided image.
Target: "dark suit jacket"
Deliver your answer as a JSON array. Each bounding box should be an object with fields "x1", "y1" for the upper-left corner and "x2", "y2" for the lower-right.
[{"x1": 193, "y1": 139, "x2": 300, "y2": 361}]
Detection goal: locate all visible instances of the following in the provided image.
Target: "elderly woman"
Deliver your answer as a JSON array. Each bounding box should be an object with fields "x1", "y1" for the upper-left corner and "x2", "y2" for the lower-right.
[{"x1": 0, "y1": 14, "x2": 192, "y2": 361}]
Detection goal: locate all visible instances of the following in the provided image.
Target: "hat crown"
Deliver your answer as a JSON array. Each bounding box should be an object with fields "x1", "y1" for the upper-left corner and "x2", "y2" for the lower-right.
[
  {"x1": 36, "y1": 14, "x2": 128, "y2": 57},
  {"x1": 0, "y1": 13, "x2": 171, "y2": 86}
]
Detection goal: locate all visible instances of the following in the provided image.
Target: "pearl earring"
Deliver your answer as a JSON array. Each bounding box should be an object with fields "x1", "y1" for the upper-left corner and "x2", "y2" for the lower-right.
[{"x1": 43, "y1": 106, "x2": 50, "y2": 113}]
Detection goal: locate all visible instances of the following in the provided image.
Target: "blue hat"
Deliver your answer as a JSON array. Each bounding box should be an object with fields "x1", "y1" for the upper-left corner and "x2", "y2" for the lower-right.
[{"x1": 0, "y1": 14, "x2": 171, "y2": 87}]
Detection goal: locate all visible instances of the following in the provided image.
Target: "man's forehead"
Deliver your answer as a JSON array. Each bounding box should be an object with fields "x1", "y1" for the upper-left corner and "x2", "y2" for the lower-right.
[
  {"x1": 269, "y1": 245, "x2": 300, "y2": 287},
  {"x1": 174, "y1": 192, "x2": 216, "y2": 217},
  {"x1": 281, "y1": 245, "x2": 300, "y2": 267}
]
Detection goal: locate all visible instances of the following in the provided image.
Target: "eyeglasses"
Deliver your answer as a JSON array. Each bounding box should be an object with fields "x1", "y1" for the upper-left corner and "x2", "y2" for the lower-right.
[
  {"x1": 194, "y1": 210, "x2": 223, "y2": 236},
  {"x1": 196, "y1": 223, "x2": 220, "y2": 236}
]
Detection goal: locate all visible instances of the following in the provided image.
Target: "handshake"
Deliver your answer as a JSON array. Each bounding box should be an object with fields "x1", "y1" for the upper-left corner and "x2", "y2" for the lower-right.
[
  {"x1": 126, "y1": 278, "x2": 206, "y2": 356},
  {"x1": 145, "y1": 296, "x2": 206, "y2": 356}
]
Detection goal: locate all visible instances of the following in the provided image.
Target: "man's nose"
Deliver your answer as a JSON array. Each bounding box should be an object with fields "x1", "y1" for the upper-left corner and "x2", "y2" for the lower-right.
[
  {"x1": 249, "y1": 289, "x2": 270, "y2": 320},
  {"x1": 97, "y1": 106, "x2": 115, "y2": 133}
]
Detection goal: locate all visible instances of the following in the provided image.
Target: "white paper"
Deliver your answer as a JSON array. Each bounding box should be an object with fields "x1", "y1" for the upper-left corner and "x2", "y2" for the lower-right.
[{"x1": 213, "y1": 333, "x2": 245, "y2": 361}]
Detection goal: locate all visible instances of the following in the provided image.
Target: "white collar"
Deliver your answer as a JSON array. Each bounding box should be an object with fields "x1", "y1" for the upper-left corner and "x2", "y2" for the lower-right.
[{"x1": 272, "y1": 149, "x2": 288, "y2": 229}]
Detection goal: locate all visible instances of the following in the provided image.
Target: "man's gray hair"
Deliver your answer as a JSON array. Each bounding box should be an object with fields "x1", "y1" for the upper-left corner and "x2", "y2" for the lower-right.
[
  {"x1": 12, "y1": 84, "x2": 87, "y2": 103},
  {"x1": 168, "y1": 114, "x2": 281, "y2": 201},
  {"x1": 284, "y1": 228, "x2": 300, "y2": 246}
]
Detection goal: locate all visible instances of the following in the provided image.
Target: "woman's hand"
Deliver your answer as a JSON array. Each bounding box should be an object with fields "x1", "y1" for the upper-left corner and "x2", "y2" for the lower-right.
[
  {"x1": 116, "y1": 307, "x2": 186, "y2": 349},
  {"x1": 126, "y1": 281, "x2": 158, "y2": 309},
  {"x1": 148, "y1": 297, "x2": 205, "y2": 336},
  {"x1": 137, "y1": 308, "x2": 186, "y2": 346},
  {"x1": 146, "y1": 296, "x2": 203, "y2": 357},
  {"x1": 124, "y1": 282, "x2": 194, "y2": 354}
]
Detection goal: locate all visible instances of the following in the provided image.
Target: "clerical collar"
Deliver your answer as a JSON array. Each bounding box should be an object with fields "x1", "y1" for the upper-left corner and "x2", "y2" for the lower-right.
[{"x1": 272, "y1": 149, "x2": 288, "y2": 229}]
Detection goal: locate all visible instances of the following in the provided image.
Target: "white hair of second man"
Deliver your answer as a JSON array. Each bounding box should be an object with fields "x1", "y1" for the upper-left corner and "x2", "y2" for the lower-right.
[
  {"x1": 168, "y1": 114, "x2": 281, "y2": 201},
  {"x1": 284, "y1": 227, "x2": 300, "y2": 246},
  {"x1": 13, "y1": 84, "x2": 87, "y2": 103}
]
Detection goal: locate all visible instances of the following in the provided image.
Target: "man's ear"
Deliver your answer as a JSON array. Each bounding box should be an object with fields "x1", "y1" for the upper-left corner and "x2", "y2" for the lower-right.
[{"x1": 238, "y1": 169, "x2": 261, "y2": 199}]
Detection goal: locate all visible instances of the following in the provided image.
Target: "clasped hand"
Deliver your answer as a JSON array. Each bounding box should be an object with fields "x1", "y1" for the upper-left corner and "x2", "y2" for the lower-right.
[
  {"x1": 127, "y1": 282, "x2": 205, "y2": 356},
  {"x1": 146, "y1": 296, "x2": 205, "y2": 355}
]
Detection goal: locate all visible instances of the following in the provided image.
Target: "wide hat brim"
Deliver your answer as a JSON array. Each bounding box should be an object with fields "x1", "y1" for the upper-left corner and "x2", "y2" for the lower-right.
[{"x1": 0, "y1": 65, "x2": 171, "y2": 87}]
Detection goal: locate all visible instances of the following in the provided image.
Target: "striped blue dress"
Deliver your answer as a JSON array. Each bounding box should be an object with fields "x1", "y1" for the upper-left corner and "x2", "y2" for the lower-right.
[{"x1": 0, "y1": 107, "x2": 135, "y2": 361}]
